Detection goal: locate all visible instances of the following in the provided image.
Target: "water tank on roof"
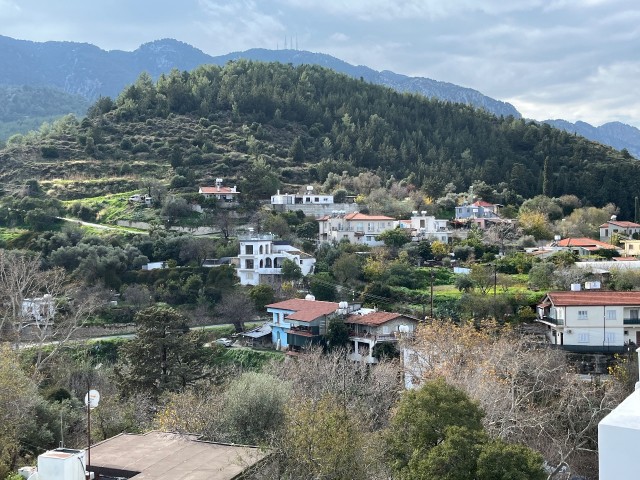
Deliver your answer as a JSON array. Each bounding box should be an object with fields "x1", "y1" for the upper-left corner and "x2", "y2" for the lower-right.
[
  {"x1": 307, "y1": 185, "x2": 314, "y2": 192},
  {"x1": 421, "y1": 211, "x2": 427, "y2": 215},
  {"x1": 570, "y1": 283, "x2": 581, "y2": 291},
  {"x1": 305, "y1": 294, "x2": 316, "y2": 301},
  {"x1": 611, "y1": 215, "x2": 617, "y2": 221}
]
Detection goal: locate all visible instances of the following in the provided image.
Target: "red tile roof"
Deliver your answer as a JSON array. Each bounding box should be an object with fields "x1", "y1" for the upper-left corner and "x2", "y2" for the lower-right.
[
  {"x1": 345, "y1": 311, "x2": 404, "y2": 326},
  {"x1": 600, "y1": 221, "x2": 640, "y2": 228},
  {"x1": 199, "y1": 186, "x2": 239, "y2": 194},
  {"x1": 471, "y1": 200, "x2": 495, "y2": 207},
  {"x1": 554, "y1": 238, "x2": 614, "y2": 249},
  {"x1": 266, "y1": 298, "x2": 339, "y2": 322},
  {"x1": 543, "y1": 291, "x2": 640, "y2": 306},
  {"x1": 344, "y1": 212, "x2": 394, "y2": 221}
]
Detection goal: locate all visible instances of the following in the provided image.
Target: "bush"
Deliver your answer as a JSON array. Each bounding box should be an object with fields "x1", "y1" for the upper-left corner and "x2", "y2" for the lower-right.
[{"x1": 40, "y1": 145, "x2": 59, "y2": 158}]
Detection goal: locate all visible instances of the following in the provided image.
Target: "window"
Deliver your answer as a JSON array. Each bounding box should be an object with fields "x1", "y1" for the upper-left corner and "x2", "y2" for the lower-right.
[
  {"x1": 606, "y1": 310, "x2": 617, "y2": 321},
  {"x1": 314, "y1": 197, "x2": 319, "y2": 202},
  {"x1": 577, "y1": 310, "x2": 588, "y2": 320},
  {"x1": 299, "y1": 260, "x2": 303, "y2": 265},
  {"x1": 245, "y1": 245, "x2": 254, "y2": 255},
  {"x1": 631, "y1": 244, "x2": 635, "y2": 250},
  {"x1": 245, "y1": 259, "x2": 254, "y2": 269},
  {"x1": 578, "y1": 333, "x2": 590, "y2": 343},
  {"x1": 605, "y1": 332, "x2": 616, "y2": 344}
]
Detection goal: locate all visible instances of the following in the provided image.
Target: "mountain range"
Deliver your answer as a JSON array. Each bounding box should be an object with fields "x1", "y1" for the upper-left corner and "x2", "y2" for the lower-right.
[{"x1": 0, "y1": 35, "x2": 638, "y2": 157}]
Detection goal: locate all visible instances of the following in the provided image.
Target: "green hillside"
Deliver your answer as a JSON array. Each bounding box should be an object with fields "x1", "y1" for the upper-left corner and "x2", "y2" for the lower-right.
[
  {"x1": 0, "y1": 85, "x2": 90, "y2": 142},
  {"x1": 0, "y1": 61, "x2": 637, "y2": 214}
]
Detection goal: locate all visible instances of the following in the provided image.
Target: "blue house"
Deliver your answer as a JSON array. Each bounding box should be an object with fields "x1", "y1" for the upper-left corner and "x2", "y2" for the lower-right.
[{"x1": 266, "y1": 297, "x2": 340, "y2": 351}]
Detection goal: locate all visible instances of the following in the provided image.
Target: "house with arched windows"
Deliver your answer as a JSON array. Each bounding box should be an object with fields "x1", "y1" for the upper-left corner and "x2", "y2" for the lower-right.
[{"x1": 237, "y1": 233, "x2": 316, "y2": 286}]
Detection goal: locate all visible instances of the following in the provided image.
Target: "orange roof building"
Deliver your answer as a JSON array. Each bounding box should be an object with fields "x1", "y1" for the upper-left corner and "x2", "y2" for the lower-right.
[
  {"x1": 537, "y1": 290, "x2": 640, "y2": 353},
  {"x1": 317, "y1": 212, "x2": 395, "y2": 246}
]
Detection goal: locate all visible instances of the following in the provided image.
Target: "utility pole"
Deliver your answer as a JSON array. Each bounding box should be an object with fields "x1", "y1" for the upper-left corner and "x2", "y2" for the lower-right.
[{"x1": 430, "y1": 268, "x2": 435, "y2": 318}]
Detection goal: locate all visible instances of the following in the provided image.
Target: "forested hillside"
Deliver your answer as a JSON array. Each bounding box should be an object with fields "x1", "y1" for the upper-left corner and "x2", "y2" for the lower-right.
[
  {"x1": 1, "y1": 61, "x2": 637, "y2": 215},
  {"x1": 0, "y1": 85, "x2": 90, "y2": 142}
]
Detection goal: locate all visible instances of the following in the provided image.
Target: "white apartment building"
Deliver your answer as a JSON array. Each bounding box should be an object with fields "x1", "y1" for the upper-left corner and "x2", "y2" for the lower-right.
[{"x1": 237, "y1": 233, "x2": 315, "y2": 286}]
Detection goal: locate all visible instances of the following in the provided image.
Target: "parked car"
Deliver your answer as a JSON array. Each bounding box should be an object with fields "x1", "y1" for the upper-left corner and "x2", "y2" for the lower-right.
[{"x1": 215, "y1": 338, "x2": 233, "y2": 347}]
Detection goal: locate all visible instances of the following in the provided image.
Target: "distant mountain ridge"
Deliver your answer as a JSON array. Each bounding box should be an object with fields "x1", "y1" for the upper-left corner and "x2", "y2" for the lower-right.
[
  {"x1": 0, "y1": 36, "x2": 519, "y2": 118},
  {"x1": 0, "y1": 35, "x2": 638, "y2": 157},
  {"x1": 543, "y1": 119, "x2": 640, "y2": 159}
]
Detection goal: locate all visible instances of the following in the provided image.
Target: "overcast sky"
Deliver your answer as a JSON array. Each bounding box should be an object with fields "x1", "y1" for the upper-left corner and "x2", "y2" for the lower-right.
[{"x1": 1, "y1": 0, "x2": 639, "y2": 127}]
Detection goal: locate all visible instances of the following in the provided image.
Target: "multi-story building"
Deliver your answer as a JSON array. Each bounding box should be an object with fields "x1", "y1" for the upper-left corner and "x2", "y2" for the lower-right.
[
  {"x1": 397, "y1": 211, "x2": 451, "y2": 243},
  {"x1": 344, "y1": 309, "x2": 417, "y2": 363},
  {"x1": 237, "y1": 233, "x2": 315, "y2": 286},
  {"x1": 317, "y1": 212, "x2": 395, "y2": 246},
  {"x1": 536, "y1": 290, "x2": 640, "y2": 352},
  {"x1": 266, "y1": 297, "x2": 340, "y2": 352},
  {"x1": 271, "y1": 189, "x2": 358, "y2": 217},
  {"x1": 454, "y1": 200, "x2": 503, "y2": 229}
]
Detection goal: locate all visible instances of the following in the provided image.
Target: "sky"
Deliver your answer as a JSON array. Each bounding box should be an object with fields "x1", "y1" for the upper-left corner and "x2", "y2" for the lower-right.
[{"x1": 1, "y1": 0, "x2": 639, "y2": 128}]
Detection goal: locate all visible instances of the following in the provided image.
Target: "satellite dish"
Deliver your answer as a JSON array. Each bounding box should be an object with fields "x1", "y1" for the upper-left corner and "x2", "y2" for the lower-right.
[{"x1": 84, "y1": 390, "x2": 100, "y2": 409}]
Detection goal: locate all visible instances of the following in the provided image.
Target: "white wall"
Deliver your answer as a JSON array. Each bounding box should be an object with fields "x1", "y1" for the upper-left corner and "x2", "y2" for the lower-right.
[{"x1": 599, "y1": 388, "x2": 640, "y2": 479}]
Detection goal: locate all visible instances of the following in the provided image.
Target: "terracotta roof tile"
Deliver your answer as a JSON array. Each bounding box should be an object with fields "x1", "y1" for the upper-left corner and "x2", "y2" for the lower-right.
[
  {"x1": 344, "y1": 212, "x2": 394, "y2": 221},
  {"x1": 471, "y1": 200, "x2": 495, "y2": 207},
  {"x1": 554, "y1": 237, "x2": 614, "y2": 248},
  {"x1": 199, "y1": 186, "x2": 239, "y2": 194},
  {"x1": 345, "y1": 311, "x2": 404, "y2": 326},
  {"x1": 266, "y1": 298, "x2": 339, "y2": 322},
  {"x1": 600, "y1": 221, "x2": 640, "y2": 228},
  {"x1": 543, "y1": 291, "x2": 640, "y2": 306}
]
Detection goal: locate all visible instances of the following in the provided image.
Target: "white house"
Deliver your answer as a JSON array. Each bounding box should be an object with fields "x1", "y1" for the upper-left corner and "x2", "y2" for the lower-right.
[
  {"x1": 397, "y1": 211, "x2": 451, "y2": 243},
  {"x1": 454, "y1": 200, "x2": 503, "y2": 229},
  {"x1": 317, "y1": 212, "x2": 395, "y2": 246},
  {"x1": 21, "y1": 295, "x2": 55, "y2": 327},
  {"x1": 271, "y1": 188, "x2": 358, "y2": 217},
  {"x1": 141, "y1": 261, "x2": 167, "y2": 271},
  {"x1": 549, "y1": 237, "x2": 620, "y2": 257},
  {"x1": 536, "y1": 291, "x2": 640, "y2": 353},
  {"x1": 199, "y1": 178, "x2": 239, "y2": 204},
  {"x1": 599, "y1": 218, "x2": 640, "y2": 242},
  {"x1": 271, "y1": 189, "x2": 334, "y2": 206},
  {"x1": 344, "y1": 310, "x2": 417, "y2": 363},
  {"x1": 237, "y1": 233, "x2": 315, "y2": 286},
  {"x1": 128, "y1": 194, "x2": 153, "y2": 205}
]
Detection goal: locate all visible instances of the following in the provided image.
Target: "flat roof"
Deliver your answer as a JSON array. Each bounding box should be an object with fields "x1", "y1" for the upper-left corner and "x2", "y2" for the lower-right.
[
  {"x1": 600, "y1": 389, "x2": 640, "y2": 430},
  {"x1": 90, "y1": 432, "x2": 267, "y2": 480}
]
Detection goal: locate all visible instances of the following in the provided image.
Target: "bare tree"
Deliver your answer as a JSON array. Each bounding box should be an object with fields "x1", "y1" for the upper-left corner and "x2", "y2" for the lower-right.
[
  {"x1": 405, "y1": 320, "x2": 626, "y2": 480},
  {"x1": 0, "y1": 249, "x2": 108, "y2": 375},
  {"x1": 214, "y1": 289, "x2": 256, "y2": 332},
  {"x1": 483, "y1": 222, "x2": 522, "y2": 254}
]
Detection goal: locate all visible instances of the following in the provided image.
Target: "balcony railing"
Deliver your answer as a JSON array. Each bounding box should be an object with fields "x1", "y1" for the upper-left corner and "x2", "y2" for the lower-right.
[
  {"x1": 624, "y1": 318, "x2": 640, "y2": 325},
  {"x1": 538, "y1": 315, "x2": 563, "y2": 326}
]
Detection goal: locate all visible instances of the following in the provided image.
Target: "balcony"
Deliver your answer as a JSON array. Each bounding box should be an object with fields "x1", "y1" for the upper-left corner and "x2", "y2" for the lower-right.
[
  {"x1": 624, "y1": 318, "x2": 640, "y2": 325},
  {"x1": 256, "y1": 268, "x2": 282, "y2": 275},
  {"x1": 348, "y1": 331, "x2": 400, "y2": 343},
  {"x1": 538, "y1": 315, "x2": 563, "y2": 326}
]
